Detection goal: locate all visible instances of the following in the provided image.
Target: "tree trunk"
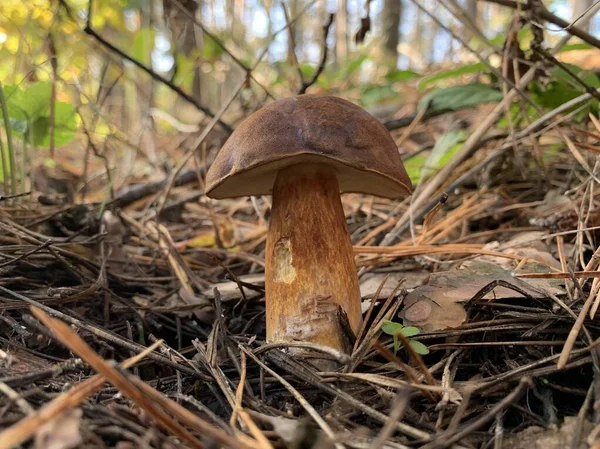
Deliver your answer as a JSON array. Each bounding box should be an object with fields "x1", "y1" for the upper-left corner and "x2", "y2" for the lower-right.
[
  {"x1": 165, "y1": 0, "x2": 203, "y2": 102},
  {"x1": 382, "y1": 0, "x2": 401, "y2": 66},
  {"x1": 335, "y1": 0, "x2": 348, "y2": 65}
]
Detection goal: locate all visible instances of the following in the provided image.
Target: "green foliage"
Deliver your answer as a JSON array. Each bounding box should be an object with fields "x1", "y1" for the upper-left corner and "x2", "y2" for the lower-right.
[
  {"x1": 0, "y1": 82, "x2": 77, "y2": 149},
  {"x1": 360, "y1": 85, "x2": 396, "y2": 106},
  {"x1": 422, "y1": 130, "x2": 466, "y2": 180},
  {"x1": 173, "y1": 53, "x2": 197, "y2": 91},
  {"x1": 418, "y1": 63, "x2": 486, "y2": 90},
  {"x1": 124, "y1": 0, "x2": 150, "y2": 10},
  {"x1": 404, "y1": 130, "x2": 466, "y2": 185},
  {"x1": 299, "y1": 63, "x2": 316, "y2": 79},
  {"x1": 386, "y1": 69, "x2": 421, "y2": 83},
  {"x1": 203, "y1": 35, "x2": 225, "y2": 61},
  {"x1": 419, "y1": 83, "x2": 503, "y2": 113},
  {"x1": 133, "y1": 27, "x2": 155, "y2": 66},
  {"x1": 529, "y1": 63, "x2": 599, "y2": 121},
  {"x1": 558, "y1": 42, "x2": 594, "y2": 53},
  {"x1": 381, "y1": 320, "x2": 429, "y2": 355}
]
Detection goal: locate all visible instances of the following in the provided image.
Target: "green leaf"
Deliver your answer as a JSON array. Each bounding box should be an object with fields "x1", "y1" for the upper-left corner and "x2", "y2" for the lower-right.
[
  {"x1": 386, "y1": 69, "x2": 421, "y2": 83},
  {"x1": 133, "y1": 28, "x2": 155, "y2": 66},
  {"x1": 487, "y1": 33, "x2": 506, "y2": 47},
  {"x1": 299, "y1": 63, "x2": 316, "y2": 79},
  {"x1": 400, "y1": 326, "x2": 420, "y2": 338},
  {"x1": 409, "y1": 340, "x2": 430, "y2": 355},
  {"x1": 558, "y1": 43, "x2": 594, "y2": 53},
  {"x1": 419, "y1": 84, "x2": 503, "y2": 113},
  {"x1": 381, "y1": 320, "x2": 404, "y2": 336},
  {"x1": 0, "y1": 85, "x2": 28, "y2": 135},
  {"x1": 418, "y1": 63, "x2": 486, "y2": 90},
  {"x1": 530, "y1": 63, "x2": 599, "y2": 120},
  {"x1": 420, "y1": 130, "x2": 467, "y2": 181},
  {"x1": 173, "y1": 53, "x2": 196, "y2": 91},
  {"x1": 203, "y1": 35, "x2": 224, "y2": 60},
  {"x1": 31, "y1": 101, "x2": 77, "y2": 148},
  {"x1": 403, "y1": 153, "x2": 427, "y2": 186},
  {"x1": 13, "y1": 82, "x2": 52, "y2": 121},
  {"x1": 517, "y1": 25, "x2": 534, "y2": 50},
  {"x1": 361, "y1": 85, "x2": 396, "y2": 106},
  {"x1": 124, "y1": 0, "x2": 149, "y2": 9}
]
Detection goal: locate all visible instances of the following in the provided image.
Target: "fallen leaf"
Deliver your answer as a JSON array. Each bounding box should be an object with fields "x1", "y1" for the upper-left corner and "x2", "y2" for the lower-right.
[
  {"x1": 503, "y1": 416, "x2": 592, "y2": 449},
  {"x1": 400, "y1": 285, "x2": 467, "y2": 332},
  {"x1": 359, "y1": 272, "x2": 429, "y2": 299},
  {"x1": 200, "y1": 273, "x2": 265, "y2": 302},
  {"x1": 400, "y1": 261, "x2": 564, "y2": 332},
  {"x1": 35, "y1": 408, "x2": 83, "y2": 449}
]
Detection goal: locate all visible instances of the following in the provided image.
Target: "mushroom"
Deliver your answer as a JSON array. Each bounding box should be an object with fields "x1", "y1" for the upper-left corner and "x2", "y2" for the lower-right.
[{"x1": 205, "y1": 95, "x2": 411, "y2": 353}]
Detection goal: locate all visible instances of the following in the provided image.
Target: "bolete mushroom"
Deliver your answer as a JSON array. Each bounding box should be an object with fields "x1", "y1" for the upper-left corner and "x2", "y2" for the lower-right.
[{"x1": 205, "y1": 95, "x2": 411, "y2": 352}]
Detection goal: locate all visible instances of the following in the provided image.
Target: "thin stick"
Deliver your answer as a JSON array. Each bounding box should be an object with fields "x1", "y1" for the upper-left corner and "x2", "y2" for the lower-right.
[
  {"x1": 240, "y1": 345, "x2": 342, "y2": 449},
  {"x1": 0, "y1": 339, "x2": 164, "y2": 449},
  {"x1": 369, "y1": 389, "x2": 411, "y2": 449}
]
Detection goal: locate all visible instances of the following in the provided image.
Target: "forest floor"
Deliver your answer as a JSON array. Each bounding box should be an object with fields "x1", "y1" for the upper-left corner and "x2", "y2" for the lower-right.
[{"x1": 0, "y1": 99, "x2": 599, "y2": 449}]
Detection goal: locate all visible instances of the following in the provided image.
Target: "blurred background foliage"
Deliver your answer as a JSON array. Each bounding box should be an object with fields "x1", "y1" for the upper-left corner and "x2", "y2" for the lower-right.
[{"x1": 0, "y1": 0, "x2": 599, "y2": 201}]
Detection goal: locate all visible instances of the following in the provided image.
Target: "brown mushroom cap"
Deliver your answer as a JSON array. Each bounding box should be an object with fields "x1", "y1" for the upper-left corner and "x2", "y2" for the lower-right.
[{"x1": 205, "y1": 95, "x2": 412, "y2": 199}]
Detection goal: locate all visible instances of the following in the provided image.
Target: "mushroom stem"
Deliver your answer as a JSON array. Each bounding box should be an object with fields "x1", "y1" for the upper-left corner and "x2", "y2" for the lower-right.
[{"x1": 265, "y1": 164, "x2": 362, "y2": 352}]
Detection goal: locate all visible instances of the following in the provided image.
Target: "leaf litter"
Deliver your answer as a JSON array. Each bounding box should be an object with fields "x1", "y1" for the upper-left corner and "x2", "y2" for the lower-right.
[{"x1": 3, "y1": 48, "x2": 600, "y2": 449}]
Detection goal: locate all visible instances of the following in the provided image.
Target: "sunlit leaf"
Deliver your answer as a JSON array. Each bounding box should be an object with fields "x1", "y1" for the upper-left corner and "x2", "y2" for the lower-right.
[
  {"x1": 173, "y1": 53, "x2": 196, "y2": 91},
  {"x1": 13, "y1": 81, "x2": 52, "y2": 120},
  {"x1": 421, "y1": 130, "x2": 467, "y2": 180},
  {"x1": 386, "y1": 69, "x2": 421, "y2": 83},
  {"x1": 31, "y1": 101, "x2": 77, "y2": 148},
  {"x1": 203, "y1": 35, "x2": 224, "y2": 60},
  {"x1": 299, "y1": 63, "x2": 316, "y2": 79},
  {"x1": 133, "y1": 27, "x2": 155, "y2": 66},
  {"x1": 403, "y1": 153, "x2": 426, "y2": 185},
  {"x1": 418, "y1": 63, "x2": 486, "y2": 90},
  {"x1": 558, "y1": 42, "x2": 594, "y2": 53}
]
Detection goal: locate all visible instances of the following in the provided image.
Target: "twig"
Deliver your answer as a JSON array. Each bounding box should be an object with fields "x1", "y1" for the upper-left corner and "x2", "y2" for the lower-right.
[
  {"x1": 0, "y1": 339, "x2": 164, "y2": 449},
  {"x1": 299, "y1": 14, "x2": 335, "y2": 94},
  {"x1": 382, "y1": 87, "x2": 599, "y2": 244},
  {"x1": 240, "y1": 345, "x2": 342, "y2": 449},
  {"x1": 420, "y1": 378, "x2": 531, "y2": 449},
  {"x1": 382, "y1": 2, "x2": 597, "y2": 245},
  {"x1": 372, "y1": 340, "x2": 437, "y2": 403},
  {"x1": 253, "y1": 341, "x2": 350, "y2": 364},
  {"x1": 84, "y1": 0, "x2": 232, "y2": 133},
  {"x1": 369, "y1": 388, "x2": 411, "y2": 449},
  {"x1": 478, "y1": 0, "x2": 600, "y2": 49},
  {"x1": 0, "y1": 286, "x2": 212, "y2": 380},
  {"x1": 167, "y1": 0, "x2": 275, "y2": 101}
]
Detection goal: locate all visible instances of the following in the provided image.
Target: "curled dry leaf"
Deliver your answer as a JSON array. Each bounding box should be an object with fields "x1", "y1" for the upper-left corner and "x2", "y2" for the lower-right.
[
  {"x1": 253, "y1": 413, "x2": 335, "y2": 449},
  {"x1": 400, "y1": 261, "x2": 564, "y2": 332},
  {"x1": 502, "y1": 416, "x2": 592, "y2": 449},
  {"x1": 201, "y1": 273, "x2": 265, "y2": 302},
  {"x1": 34, "y1": 408, "x2": 83, "y2": 449}
]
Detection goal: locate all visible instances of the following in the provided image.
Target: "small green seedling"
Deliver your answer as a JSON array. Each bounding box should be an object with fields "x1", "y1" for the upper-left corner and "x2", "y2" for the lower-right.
[{"x1": 381, "y1": 320, "x2": 430, "y2": 355}]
